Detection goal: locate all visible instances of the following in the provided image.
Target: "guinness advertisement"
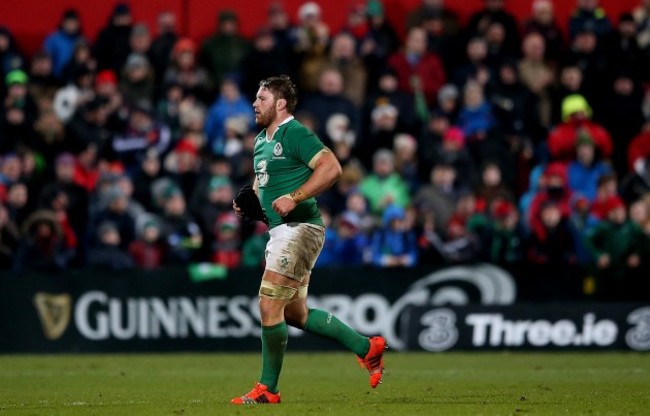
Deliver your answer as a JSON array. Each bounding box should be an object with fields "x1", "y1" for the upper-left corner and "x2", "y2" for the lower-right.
[{"x1": 0, "y1": 265, "x2": 648, "y2": 352}]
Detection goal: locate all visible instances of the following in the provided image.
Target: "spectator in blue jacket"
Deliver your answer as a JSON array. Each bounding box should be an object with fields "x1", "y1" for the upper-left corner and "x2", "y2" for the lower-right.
[
  {"x1": 567, "y1": 133, "x2": 612, "y2": 201},
  {"x1": 370, "y1": 204, "x2": 418, "y2": 267},
  {"x1": 204, "y1": 77, "x2": 254, "y2": 155},
  {"x1": 43, "y1": 9, "x2": 84, "y2": 80}
]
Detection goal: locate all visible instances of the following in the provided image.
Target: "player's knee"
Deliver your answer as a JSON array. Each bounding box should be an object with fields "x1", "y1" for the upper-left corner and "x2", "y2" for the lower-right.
[{"x1": 258, "y1": 296, "x2": 287, "y2": 326}]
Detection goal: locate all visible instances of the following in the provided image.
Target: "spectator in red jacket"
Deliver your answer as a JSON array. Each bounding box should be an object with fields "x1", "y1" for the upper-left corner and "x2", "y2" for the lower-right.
[
  {"x1": 528, "y1": 163, "x2": 573, "y2": 240},
  {"x1": 388, "y1": 26, "x2": 446, "y2": 106},
  {"x1": 547, "y1": 94, "x2": 613, "y2": 161}
]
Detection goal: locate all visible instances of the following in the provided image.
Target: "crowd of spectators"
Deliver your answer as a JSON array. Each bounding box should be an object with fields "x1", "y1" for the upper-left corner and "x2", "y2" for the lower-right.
[{"x1": 1, "y1": 0, "x2": 650, "y2": 300}]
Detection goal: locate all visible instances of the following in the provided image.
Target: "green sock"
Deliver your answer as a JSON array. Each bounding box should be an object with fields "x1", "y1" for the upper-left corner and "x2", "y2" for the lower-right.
[
  {"x1": 259, "y1": 321, "x2": 288, "y2": 393},
  {"x1": 304, "y1": 309, "x2": 370, "y2": 357}
]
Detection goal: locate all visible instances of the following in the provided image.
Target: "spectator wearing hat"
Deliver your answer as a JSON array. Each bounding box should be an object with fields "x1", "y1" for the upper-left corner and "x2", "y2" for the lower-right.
[
  {"x1": 360, "y1": 149, "x2": 410, "y2": 215},
  {"x1": 0, "y1": 202, "x2": 20, "y2": 270},
  {"x1": 204, "y1": 77, "x2": 254, "y2": 155},
  {"x1": 94, "y1": 69, "x2": 125, "y2": 124},
  {"x1": 192, "y1": 175, "x2": 233, "y2": 247},
  {"x1": 0, "y1": 27, "x2": 25, "y2": 82},
  {"x1": 90, "y1": 184, "x2": 136, "y2": 251},
  {"x1": 547, "y1": 94, "x2": 612, "y2": 162},
  {"x1": 163, "y1": 38, "x2": 211, "y2": 103},
  {"x1": 119, "y1": 53, "x2": 154, "y2": 106},
  {"x1": 1, "y1": 70, "x2": 38, "y2": 154},
  {"x1": 568, "y1": 0, "x2": 612, "y2": 41},
  {"x1": 469, "y1": 199, "x2": 526, "y2": 271},
  {"x1": 387, "y1": 26, "x2": 446, "y2": 107},
  {"x1": 94, "y1": 2, "x2": 133, "y2": 74},
  {"x1": 527, "y1": 200, "x2": 581, "y2": 300},
  {"x1": 292, "y1": 1, "x2": 330, "y2": 92},
  {"x1": 527, "y1": 163, "x2": 573, "y2": 234},
  {"x1": 523, "y1": 0, "x2": 564, "y2": 63},
  {"x1": 87, "y1": 221, "x2": 135, "y2": 270},
  {"x1": 199, "y1": 9, "x2": 250, "y2": 87},
  {"x1": 585, "y1": 196, "x2": 646, "y2": 300},
  {"x1": 361, "y1": 0, "x2": 400, "y2": 90},
  {"x1": 128, "y1": 217, "x2": 166, "y2": 269},
  {"x1": 567, "y1": 133, "x2": 612, "y2": 201},
  {"x1": 329, "y1": 212, "x2": 370, "y2": 266},
  {"x1": 159, "y1": 185, "x2": 202, "y2": 264},
  {"x1": 13, "y1": 209, "x2": 74, "y2": 272},
  {"x1": 406, "y1": 0, "x2": 460, "y2": 36},
  {"x1": 370, "y1": 204, "x2": 418, "y2": 267},
  {"x1": 129, "y1": 23, "x2": 152, "y2": 61},
  {"x1": 43, "y1": 9, "x2": 84, "y2": 80},
  {"x1": 425, "y1": 126, "x2": 475, "y2": 188},
  {"x1": 212, "y1": 212, "x2": 242, "y2": 268},
  {"x1": 414, "y1": 162, "x2": 462, "y2": 232}
]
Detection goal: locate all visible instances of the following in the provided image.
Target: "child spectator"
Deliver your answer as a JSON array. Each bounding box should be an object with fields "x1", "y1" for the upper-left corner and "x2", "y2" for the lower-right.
[
  {"x1": 586, "y1": 196, "x2": 646, "y2": 300},
  {"x1": 88, "y1": 221, "x2": 135, "y2": 270},
  {"x1": 128, "y1": 218, "x2": 166, "y2": 269},
  {"x1": 370, "y1": 205, "x2": 418, "y2": 267}
]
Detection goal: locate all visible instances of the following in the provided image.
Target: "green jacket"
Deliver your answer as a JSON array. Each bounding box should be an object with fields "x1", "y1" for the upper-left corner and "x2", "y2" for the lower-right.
[
  {"x1": 359, "y1": 173, "x2": 411, "y2": 215},
  {"x1": 585, "y1": 220, "x2": 646, "y2": 264}
]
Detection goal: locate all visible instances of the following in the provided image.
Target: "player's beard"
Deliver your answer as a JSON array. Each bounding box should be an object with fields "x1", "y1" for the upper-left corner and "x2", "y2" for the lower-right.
[{"x1": 255, "y1": 105, "x2": 277, "y2": 128}]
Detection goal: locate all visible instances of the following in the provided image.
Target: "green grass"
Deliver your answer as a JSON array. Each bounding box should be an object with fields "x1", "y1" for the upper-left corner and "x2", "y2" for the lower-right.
[{"x1": 0, "y1": 352, "x2": 649, "y2": 415}]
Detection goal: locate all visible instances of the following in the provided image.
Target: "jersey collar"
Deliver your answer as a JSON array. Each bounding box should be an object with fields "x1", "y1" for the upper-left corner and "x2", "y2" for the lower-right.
[{"x1": 265, "y1": 116, "x2": 295, "y2": 142}]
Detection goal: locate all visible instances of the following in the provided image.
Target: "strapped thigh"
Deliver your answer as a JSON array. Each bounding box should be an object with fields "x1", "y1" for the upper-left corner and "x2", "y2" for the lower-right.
[{"x1": 259, "y1": 280, "x2": 297, "y2": 300}]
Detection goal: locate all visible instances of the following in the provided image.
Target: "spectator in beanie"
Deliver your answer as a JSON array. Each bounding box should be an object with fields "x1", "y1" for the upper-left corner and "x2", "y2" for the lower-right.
[
  {"x1": 359, "y1": 149, "x2": 410, "y2": 215},
  {"x1": 567, "y1": 134, "x2": 612, "y2": 201},
  {"x1": 212, "y1": 212, "x2": 242, "y2": 268},
  {"x1": 547, "y1": 94, "x2": 612, "y2": 162},
  {"x1": 87, "y1": 221, "x2": 135, "y2": 270},
  {"x1": 585, "y1": 196, "x2": 646, "y2": 300},
  {"x1": 43, "y1": 9, "x2": 84, "y2": 80},
  {"x1": 119, "y1": 53, "x2": 155, "y2": 106},
  {"x1": 371, "y1": 205, "x2": 418, "y2": 267},
  {"x1": 159, "y1": 186, "x2": 202, "y2": 264},
  {"x1": 90, "y1": 185, "x2": 136, "y2": 250},
  {"x1": 470, "y1": 199, "x2": 525, "y2": 267},
  {"x1": 163, "y1": 38, "x2": 212, "y2": 103},
  {"x1": 199, "y1": 9, "x2": 250, "y2": 87},
  {"x1": 94, "y1": 3, "x2": 133, "y2": 74},
  {"x1": 527, "y1": 163, "x2": 573, "y2": 239},
  {"x1": 1, "y1": 70, "x2": 38, "y2": 154},
  {"x1": 414, "y1": 162, "x2": 463, "y2": 233},
  {"x1": 128, "y1": 218, "x2": 166, "y2": 269}
]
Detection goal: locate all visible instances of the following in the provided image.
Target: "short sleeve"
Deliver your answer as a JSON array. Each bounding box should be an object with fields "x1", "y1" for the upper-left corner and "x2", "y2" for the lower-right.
[{"x1": 288, "y1": 124, "x2": 325, "y2": 168}]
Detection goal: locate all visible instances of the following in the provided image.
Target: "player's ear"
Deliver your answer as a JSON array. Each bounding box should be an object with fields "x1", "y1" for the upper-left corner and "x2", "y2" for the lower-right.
[{"x1": 276, "y1": 98, "x2": 287, "y2": 111}]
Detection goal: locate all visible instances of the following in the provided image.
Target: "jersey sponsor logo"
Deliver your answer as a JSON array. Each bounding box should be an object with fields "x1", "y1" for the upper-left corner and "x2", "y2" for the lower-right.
[
  {"x1": 273, "y1": 142, "x2": 283, "y2": 156},
  {"x1": 256, "y1": 159, "x2": 269, "y2": 186}
]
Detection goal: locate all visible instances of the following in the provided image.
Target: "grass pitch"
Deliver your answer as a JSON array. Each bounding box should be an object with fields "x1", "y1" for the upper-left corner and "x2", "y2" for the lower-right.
[{"x1": 0, "y1": 352, "x2": 649, "y2": 415}]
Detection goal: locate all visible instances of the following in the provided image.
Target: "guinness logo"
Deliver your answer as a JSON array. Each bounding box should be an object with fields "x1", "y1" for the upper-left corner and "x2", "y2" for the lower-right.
[{"x1": 33, "y1": 292, "x2": 72, "y2": 340}]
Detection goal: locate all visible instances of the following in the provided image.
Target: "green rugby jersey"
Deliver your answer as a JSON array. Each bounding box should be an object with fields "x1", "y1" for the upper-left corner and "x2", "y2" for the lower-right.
[{"x1": 253, "y1": 117, "x2": 325, "y2": 229}]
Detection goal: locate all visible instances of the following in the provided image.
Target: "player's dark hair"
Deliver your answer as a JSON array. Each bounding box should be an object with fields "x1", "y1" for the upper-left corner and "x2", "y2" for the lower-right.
[{"x1": 259, "y1": 75, "x2": 298, "y2": 113}]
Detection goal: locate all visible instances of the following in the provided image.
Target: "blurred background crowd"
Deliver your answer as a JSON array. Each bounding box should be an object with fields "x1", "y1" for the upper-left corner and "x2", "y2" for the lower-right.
[{"x1": 1, "y1": 0, "x2": 650, "y2": 301}]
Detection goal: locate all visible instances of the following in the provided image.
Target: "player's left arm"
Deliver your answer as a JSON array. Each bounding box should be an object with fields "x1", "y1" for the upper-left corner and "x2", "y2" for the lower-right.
[{"x1": 272, "y1": 149, "x2": 342, "y2": 217}]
